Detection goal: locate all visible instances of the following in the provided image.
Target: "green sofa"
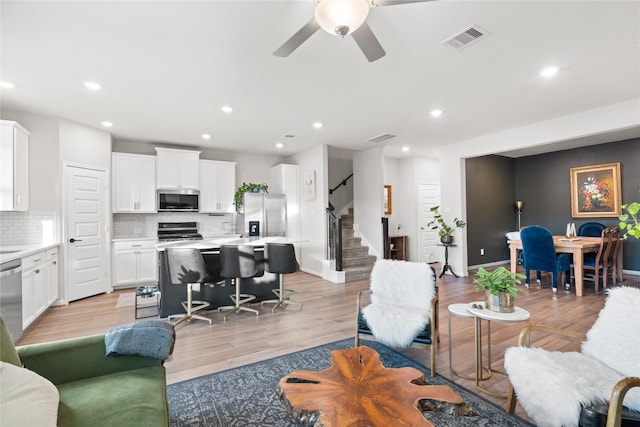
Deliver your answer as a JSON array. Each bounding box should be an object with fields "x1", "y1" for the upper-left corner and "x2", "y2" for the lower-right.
[{"x1": 0, "y1": 317, "x2": 170, "y2": 427}]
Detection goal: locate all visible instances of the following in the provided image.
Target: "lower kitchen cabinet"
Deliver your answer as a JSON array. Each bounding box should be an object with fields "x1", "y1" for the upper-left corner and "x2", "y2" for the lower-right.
[
  {"x1": 21, "y1": 250, "x2": 48, "y2": 329},
  {"x1": 113, "y1": 239, "x2": 158, "y2": 287},
  {"x1": 45, "y1": 248, "x2": 59, "y2": 306}
]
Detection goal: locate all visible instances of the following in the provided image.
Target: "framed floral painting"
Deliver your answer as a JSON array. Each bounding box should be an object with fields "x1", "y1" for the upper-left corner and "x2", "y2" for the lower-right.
[{"x1": 570, "y1": 162, "x2": 621, "y2": 218}]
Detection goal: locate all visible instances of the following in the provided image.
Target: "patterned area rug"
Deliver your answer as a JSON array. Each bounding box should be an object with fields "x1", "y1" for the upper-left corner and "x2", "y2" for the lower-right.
[{"x1": 168, "y1": 339, "x2": 533, "y2": 426}]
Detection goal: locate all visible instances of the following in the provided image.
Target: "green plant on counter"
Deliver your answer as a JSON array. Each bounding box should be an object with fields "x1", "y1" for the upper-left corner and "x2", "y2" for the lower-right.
[
  {"x1": 473, "y1": 266, "x2": 525, "y2": 296},
  {"x1": 426, "y1": 205, "x2": 466, "y2": 238},
  {"x1": 233, "y1": 182, "x2": 269, "y2": 209},
  {"x1": 619, "y1": 196, "x2": 640, "y2": 240}
]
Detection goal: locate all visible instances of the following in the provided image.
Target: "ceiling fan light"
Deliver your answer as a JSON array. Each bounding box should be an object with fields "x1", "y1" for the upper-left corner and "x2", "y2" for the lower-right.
[{"x1": 315, "y1": 0, "x2": 369, "y2": 37}]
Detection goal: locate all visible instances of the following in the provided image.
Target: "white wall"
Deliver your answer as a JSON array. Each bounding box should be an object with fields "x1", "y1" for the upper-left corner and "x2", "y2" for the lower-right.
[
  {"x1": 287, "y1": 144, "x2": 328, "y2": 276},
  {"x1": 440, "y1": 99, "x2": 640, "y2": 276},
  {"x1": 384, "y1": 156, "x2": 440, "y2": 262},
  {"x1": 328, "y1": 146, "x2": 354, "y2": 215},
  {"x1": 353, "y1": 147, "x2": 384, "y2": 257}
]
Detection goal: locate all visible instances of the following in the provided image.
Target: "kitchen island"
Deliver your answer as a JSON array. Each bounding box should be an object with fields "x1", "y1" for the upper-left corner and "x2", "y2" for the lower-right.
[{"x1": 156, "y1": 237, "x2": 289, "y2": 318}]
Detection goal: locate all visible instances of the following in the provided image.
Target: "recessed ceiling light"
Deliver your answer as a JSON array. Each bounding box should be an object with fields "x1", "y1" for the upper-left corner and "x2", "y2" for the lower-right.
[
  {"x1": 276, "y1": 142, "x2": 284, "y2": 149},
  {"x1": 101, "y1": 121, "x2": 113, "y2": 127},
  {"x1": 430, "y1": 109, "x2": 443, "y2": 118},
  {"x1": 84, "y1": 81, "x2": 101, "y2": 91},
  {"x1": 0, "y1": 81, "x2": 15, "y2": 89},
  {"x1": 202, "y1": 133, "x2": 211, "y2": 140},
  {"x1": 540, "y1": 66, "x2": 559, "y2": 78},
  {"x1": 313, "y1": 122, "x2": 323, "y2": 129},
  {"x1": 221, "y1": 105, "x2": 233, "y2": 113},
  {"x1": 402, "y1": 146, "x2": 410, "y2": 152}
]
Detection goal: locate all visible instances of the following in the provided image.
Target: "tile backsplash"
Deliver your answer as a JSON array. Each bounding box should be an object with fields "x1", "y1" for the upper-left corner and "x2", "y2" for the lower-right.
[
  {"x1": 0, "y1": 211, "x2": 58, "y2": 245},
  {"x1": 113, "y1": 212, "x2": 236, "y2": 239}
]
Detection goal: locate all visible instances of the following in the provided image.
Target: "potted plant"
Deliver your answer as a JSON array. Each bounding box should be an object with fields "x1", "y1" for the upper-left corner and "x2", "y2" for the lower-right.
[
  {"x1": 619, "y1": 197, "x2": 639, "y2": 240},
  {"x1": 426, "y1": 205, "x2": 466, "y2": 244},
  {"x1": 473, "y1": 266, "x2": 525, "y2": 313},
  {"x1": 234, "y1": 182, "x2": 269, "y2": 211}
]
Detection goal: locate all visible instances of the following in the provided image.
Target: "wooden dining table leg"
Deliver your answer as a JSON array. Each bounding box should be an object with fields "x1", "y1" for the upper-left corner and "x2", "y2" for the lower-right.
[
  {"x1": 573, "y1": 248, "x2": 584, "y2": 297},
  {"x1": 510, "y1": 244, "x2": 517, "y2": 273}
]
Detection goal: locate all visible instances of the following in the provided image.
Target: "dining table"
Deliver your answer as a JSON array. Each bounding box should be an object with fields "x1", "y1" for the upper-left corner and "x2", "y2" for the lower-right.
[{"x1": 507, "y1": 236, "x2": 623, "y2": 297}]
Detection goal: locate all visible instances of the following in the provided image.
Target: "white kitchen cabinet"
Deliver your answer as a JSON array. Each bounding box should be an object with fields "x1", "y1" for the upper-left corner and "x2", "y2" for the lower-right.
[
  {"x1": 113, "y1": 240, "x2": 158, "y2": 287},
  {"x1": 45, "y1": 248, "x2": 59, "y2": 306},
  {"x1": 112, "y1": 153, "x2": 156, "y2": 213},
  {"x1": 155, "y1": 147, "x2": 200, "y2": 190},
  {"x1": 200, "y1": 160, "x2": 236, "y2": 213},
  {"x1": 21, "y1": 251, "x2": 46, "y2": 329},
  {"x1": 0, "y1": 120, "x2": 30, "y2": 211}
]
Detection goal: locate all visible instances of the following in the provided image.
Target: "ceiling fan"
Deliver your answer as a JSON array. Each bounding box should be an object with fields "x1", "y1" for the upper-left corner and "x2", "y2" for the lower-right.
[{"x1": 273, "y1": 0, "x2": 435, "y2": 62}]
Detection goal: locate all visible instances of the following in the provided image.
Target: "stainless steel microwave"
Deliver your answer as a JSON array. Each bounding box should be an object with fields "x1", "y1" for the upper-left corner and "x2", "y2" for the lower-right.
[{"x1": 157, "y1": 189, "x2": 199, "y2": 212}]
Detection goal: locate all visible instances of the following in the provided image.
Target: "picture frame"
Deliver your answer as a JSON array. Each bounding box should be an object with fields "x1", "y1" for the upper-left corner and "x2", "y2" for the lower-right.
[
  {"x1": 570, "y1": 162, "x2": 621, "y2": 218},
  {"x1": 303, "y1": 170, "x2": 316, "y2": 201},
  {"x1": 384, "y1": 185, "x2": 392, "y2": 215}
]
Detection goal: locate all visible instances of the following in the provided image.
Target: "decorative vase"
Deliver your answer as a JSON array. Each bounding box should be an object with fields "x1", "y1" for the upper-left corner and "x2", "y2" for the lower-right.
[
  {"x1": 440, "y1": 235, "x2": 453, "y2": 244},
  {"x1": 484, "y1": 290, "x2": 515, "y2": 313}
]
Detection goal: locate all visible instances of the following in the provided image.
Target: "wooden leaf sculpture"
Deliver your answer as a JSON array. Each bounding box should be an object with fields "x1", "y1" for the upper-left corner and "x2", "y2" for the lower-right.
[{"x1": 277, "y1": 346, "x2": 468, "y2": 427}]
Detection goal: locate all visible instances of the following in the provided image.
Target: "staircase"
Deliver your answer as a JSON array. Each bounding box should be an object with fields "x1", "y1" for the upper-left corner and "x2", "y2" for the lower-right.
[{"x1": 340, "y1": 208, "x2": 376, "y2": 282}]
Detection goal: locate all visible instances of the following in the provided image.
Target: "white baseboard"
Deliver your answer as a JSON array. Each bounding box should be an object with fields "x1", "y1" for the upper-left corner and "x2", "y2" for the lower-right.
[{"x1": 467, "y1": 260, "x2": 510, "y2": 270}]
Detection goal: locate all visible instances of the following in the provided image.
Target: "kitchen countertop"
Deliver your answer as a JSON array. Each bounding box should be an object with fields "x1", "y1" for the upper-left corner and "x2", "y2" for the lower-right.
[{"x1": 0, "y1": 242, "x2": 60, "y2": 264}]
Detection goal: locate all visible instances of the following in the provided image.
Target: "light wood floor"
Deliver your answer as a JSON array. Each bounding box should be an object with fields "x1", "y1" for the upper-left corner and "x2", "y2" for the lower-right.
[{"x1": 19, "y1": 264, "x2": 612, "y2": 422}]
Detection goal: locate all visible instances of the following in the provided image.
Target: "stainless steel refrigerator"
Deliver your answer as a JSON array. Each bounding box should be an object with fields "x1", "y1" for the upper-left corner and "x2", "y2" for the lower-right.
[{"x1": 242, "y1": 193, "x2": 287, "y2": 237}]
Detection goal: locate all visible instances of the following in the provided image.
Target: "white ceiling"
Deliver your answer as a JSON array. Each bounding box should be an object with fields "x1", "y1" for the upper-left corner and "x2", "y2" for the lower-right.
[{"x1": 2, "y1": 1, "x2": 639, "y2": 159}]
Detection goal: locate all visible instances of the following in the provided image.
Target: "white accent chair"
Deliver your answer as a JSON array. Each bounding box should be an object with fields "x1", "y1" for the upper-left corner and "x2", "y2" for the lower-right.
[
  {"x1": 355, "y1": 259, "x2": 439, "y2": 376},
  {"x1": 504, "y1": 286, "x2": 640, "y2": 427}
]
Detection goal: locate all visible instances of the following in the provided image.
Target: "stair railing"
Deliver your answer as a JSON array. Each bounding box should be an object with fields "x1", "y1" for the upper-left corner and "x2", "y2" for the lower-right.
[
  {"x1": 326, "y1": 208, "x2": 343, "y2": 271},
  {"x1": 329, "y1": 173, "x2": 353, "y2": 195}
]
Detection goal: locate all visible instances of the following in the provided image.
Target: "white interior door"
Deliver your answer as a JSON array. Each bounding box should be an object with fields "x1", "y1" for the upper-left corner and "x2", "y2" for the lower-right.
[
  {"x1": 418, "y1": 184, "x2": 440, "y2": 264},
  {"x1": 65, "y1": 165, "x2": 109, "y2": 301}
]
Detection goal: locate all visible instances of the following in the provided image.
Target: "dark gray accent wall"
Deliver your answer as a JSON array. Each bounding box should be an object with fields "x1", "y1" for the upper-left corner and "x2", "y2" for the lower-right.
[
  {"x1": 466, "y1": 155, "x2": 516, "y2": 266},
  {"x1": 465, "y1": 137, "x2": 639, "y2": 271},
  {"x1": 515, "y1": 137, "x2": 639, "y2": 270}
]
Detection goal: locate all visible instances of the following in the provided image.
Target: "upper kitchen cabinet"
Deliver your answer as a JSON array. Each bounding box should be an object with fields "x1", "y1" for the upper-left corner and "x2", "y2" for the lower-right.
[
  {"x1": 155, "y1": 147, "x2": 200, "y2": 190},
  {"x1": 112, "y1": 153, "x2": 156, "y2": 213},
  {"x1": 0, "y1": 120, "x2": 30, "y2": 211},
  {"x1": 200, "y1": 159, "x2": 236, "y2": 213}
]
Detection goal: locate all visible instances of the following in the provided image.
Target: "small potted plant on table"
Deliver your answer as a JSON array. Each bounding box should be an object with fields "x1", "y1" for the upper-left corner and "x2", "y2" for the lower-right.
[
  {"x1": 473, "y1": 266, "x2": 525, "y2": 313},
  {"x1": 426, "y1": 205, "x2": 466, "y2": 244}
]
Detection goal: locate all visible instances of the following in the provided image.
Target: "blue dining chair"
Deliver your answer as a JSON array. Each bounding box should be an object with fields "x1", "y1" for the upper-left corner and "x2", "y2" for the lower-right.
[
  {"x1": 577, "y1": 222, "x2": 606, "y2": 237},
  {"x1": 520, "y1": 226, "x2": 572, "y2": 293}
]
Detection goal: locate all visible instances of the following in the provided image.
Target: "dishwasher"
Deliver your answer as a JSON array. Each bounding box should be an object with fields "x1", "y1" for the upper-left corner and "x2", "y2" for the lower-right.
[{"x1": 0, "y1": 259, "x2": 23, "y2": 341}]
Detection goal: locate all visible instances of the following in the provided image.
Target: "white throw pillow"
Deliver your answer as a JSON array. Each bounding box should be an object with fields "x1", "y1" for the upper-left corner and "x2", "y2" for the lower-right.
[{"x1": 0, "y1": 361, "x2": 59, "y2": 427}]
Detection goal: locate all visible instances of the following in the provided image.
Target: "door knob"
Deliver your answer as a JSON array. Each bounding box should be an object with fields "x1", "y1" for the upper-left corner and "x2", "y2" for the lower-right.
[{"x1": 69, "y1": 238, "x2": 83, "y2": 243}]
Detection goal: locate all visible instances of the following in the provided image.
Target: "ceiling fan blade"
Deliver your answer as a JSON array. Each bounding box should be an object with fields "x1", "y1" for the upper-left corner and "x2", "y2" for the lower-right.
[
  {"x1": 371, "y1": 0, "x2": 436, "y2": 7},
  {"x1": 273, "y1": 18, "x2": 321, "y2": 57},
  {"x1": 351, "y1": 22, "x2": 386, "y2": 62}
]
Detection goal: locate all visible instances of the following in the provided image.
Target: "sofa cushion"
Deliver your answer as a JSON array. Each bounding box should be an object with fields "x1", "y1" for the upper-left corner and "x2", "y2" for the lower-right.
[
  {"x1": 0, "y1": 361, "x2": 59, "y2": 426},
  {"x1": 105, "y1": 319, "x2": 175, "y2": 361},
  {"x1": 56, "y1": 365, "x2": 168, "y2": 427}
]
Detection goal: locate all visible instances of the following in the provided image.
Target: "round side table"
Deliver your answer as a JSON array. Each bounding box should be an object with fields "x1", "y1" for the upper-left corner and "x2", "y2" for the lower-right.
[
  {"x1": 466, "y1": 302, "x2": 530, "y2": 398},
  {"x1": 448, "y1": 302, "x2": 491, "y2": 380}
]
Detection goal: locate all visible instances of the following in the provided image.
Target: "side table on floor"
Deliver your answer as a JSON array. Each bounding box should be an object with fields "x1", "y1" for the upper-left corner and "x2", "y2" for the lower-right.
[
  {"x1": 135, "y1": 285, "x2": 160, "y2": 319},
  {"x1": 448, "y1": 303, "x2": 492, "y2": 381}
]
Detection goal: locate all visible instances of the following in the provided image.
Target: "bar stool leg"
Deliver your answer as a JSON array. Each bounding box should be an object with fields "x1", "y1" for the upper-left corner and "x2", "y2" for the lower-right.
[
  {"x1": 168, "y1": 283, "x2": 212, "y2": 325},
  {"x1": 261, "y1": 275, "x2": 302, "y2": 313},
  {"x1": 218, "y1": 278, "x2": 259, "y2": 321}
]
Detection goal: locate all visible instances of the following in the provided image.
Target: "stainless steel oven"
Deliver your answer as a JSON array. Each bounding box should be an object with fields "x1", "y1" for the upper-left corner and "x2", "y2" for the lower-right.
[{"x1": 0, "y1": 259, "x2": 23, "y2": 341}]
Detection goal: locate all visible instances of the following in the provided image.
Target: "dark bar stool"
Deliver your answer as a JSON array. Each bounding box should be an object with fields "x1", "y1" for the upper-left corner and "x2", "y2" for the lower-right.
[
  {"x1": 165, "y1": 248, "x2": 212, "y2": 326},
  {"x1": 262, "y1": 243, "x2": 302, "y2": 313},
  {"x1": 218, "y1": 245, "x2": 259, "y2": 321}
]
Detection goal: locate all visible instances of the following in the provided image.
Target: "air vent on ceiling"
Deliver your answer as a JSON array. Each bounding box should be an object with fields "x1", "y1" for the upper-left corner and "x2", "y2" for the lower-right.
[
  {"x1": 441, "y1": 25, "x2": 489, "y2": 50},
  {"x1": 283, "y1": 134, "x2": 296, "y2": 139},
  {"x1": 366, "y1": 133, "x2": 397, "y2": 143}
]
